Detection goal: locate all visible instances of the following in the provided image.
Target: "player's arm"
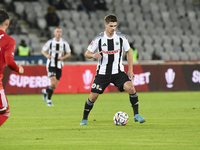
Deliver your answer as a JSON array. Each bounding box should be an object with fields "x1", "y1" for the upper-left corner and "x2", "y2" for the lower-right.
[
  {"x1": 85, "y1": 50, "x2": 102, "y2": 59},
  {"x1": 126, "y1": 49, "x2": 134, "y2": 79},
  {"x1": 5, "y1": 39, "x2": 24, "y2": 74},
  {"x1": 58, "y1": 43, "x2": 71, "y2": 60},
  {"x1": 41, "y1": 50, "x2": 51, "y2": 59},
  {"x1": 5, "y1": 57, "x2": 24, "y2": 74},
  {"x1": 58, "y1": 52, "x2": 71, "y2": 60}
]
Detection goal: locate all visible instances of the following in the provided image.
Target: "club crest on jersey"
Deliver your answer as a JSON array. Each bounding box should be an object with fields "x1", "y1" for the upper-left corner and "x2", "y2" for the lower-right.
[{"x1": 116, "y1": 42, "x2": 119, "y2": 45}]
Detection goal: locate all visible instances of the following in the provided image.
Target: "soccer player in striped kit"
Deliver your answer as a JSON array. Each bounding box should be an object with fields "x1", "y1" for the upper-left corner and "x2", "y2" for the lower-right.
[
  {"x1": 0, "y1": 9, "x2": 24, "y2": 126},
  {"x1": 41, "y1": 27, "x2": 71, "y2": 106},
  {"x1": 80, "y1": 14, "x2": 145, "y2": 125}
]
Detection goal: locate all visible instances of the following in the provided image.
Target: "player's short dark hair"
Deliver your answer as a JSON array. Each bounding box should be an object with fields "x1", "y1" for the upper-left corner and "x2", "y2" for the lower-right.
[
  {"x1": 0, "y1": 9, "x2": 9, "y2": 25},
  {"x1": 104, "y1": 14, "x2": 118, "y2": 24}
]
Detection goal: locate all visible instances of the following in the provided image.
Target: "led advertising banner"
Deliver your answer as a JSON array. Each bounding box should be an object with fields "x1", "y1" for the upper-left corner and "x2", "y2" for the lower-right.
[{"x1": 2, "y1": 64, "x2": 200, "y2": 94}]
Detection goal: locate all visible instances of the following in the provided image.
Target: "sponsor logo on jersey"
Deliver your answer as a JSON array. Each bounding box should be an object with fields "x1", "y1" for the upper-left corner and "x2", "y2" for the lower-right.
[
  {"x1": 102, "y1": 49, "x2": 120, "y2": 54},
  {"x1": 91, "y1": 83, "x2": 102, "y2": 91},
  {"x1": 50, "y1": 50, "x2": 63, "y2": 53}
]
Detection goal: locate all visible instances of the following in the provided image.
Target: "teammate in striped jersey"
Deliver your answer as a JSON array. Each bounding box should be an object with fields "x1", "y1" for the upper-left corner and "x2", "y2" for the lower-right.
[
  {"x1": 41, "y1": 27, "x2": 71, "y2": 106},
  {"x1": 0, "y1": 9, "x2": 24, "y2": 126},
  {"x1": 80, "y1": 14, "x2": 145, "y2": 125}
]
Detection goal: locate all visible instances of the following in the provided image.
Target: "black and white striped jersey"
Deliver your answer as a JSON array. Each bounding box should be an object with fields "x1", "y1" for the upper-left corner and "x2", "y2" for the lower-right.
[
  {"x1": 87, "y1": 31, "x2": 130, "y2": 75},
  {"x1": 42, "y1": 37, "x2": 71, "y2": 69}
]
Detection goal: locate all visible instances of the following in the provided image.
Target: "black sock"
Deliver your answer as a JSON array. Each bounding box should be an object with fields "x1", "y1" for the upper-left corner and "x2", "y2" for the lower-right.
[
  {"x1": 82, "y1": 99, "x2": 94, "y2": 120},
  {"x1": 46, "y1": 86, "x2": 54, "y2": 100},
  {"x1": 129, "y1": 93, "x2": 139, "y2": 115}
]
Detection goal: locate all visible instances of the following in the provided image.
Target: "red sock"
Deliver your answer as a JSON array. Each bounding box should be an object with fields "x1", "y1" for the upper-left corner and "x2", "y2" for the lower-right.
[{"x1": 0, "y1": 115, "x2": 9, "y2": 126}]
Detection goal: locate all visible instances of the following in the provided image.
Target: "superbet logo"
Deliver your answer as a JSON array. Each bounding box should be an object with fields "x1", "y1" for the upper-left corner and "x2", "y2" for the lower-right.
[
  {"x1": 192, "y1": 70, "x2": 200, "y2": 83},
  {"x1": 9, "y1": 74, "x2": 50, "y2": 88},
  {"x1": 132, "y1": 72, "x2": 151, "y2": 86},
  {"x1": 102, "y1": 49, "x2": 120, "y2": 54}
]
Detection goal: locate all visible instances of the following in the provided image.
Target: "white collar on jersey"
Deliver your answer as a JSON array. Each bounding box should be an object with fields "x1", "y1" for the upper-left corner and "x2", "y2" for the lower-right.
[
  {"x1": 53, "y1": 37, "x2": 63, "y2": 42},
  {"x1": 104, "y1": 31, "x2": 116, "y2": 39}
]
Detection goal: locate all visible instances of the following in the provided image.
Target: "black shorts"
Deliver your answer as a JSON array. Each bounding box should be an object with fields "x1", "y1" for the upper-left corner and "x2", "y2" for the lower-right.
[
  {"x1": 91, "y1": 72, "x2": 131, "y2": 94},
  {"x1": 47, "y1": 67, "x2": 62, "y2": 80}
]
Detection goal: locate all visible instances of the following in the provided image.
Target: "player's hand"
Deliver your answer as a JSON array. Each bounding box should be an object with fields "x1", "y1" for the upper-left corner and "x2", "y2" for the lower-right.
[
  {"x1": 58, "y1": 57, "x2": 64, "y2": 60},
  {"x1": 18, "y1": 64, "x2": 24, "y2": 74},
  {"x1": 93, "y1": 51, "x2": 102, "y2": 59},
  {"x1": 128, "y1": 70, "x2": 134, "y2": 80},
  {"x1": 46, "y1": 54, "x2": 51, "y2": 59}
]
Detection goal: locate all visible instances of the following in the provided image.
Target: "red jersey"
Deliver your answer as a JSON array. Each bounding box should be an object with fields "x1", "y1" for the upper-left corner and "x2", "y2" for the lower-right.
[{"x1": 0, "y1": 30, "x2": 19, "y2": 90}]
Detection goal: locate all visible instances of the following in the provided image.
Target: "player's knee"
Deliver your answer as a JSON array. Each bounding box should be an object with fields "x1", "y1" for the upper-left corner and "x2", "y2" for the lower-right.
[
  {"x1": 51, "y1": 82, "x2": 58, "y2": 88},
  {"x1": 89, "y1": 93, "x2": 99, "y2": 102},
  {"x1": 129, "y1": 85, "x2": 135, "y2": 93},
  {"x1": 51, "y1": 84, "x2": 57, "y2": 89},
  {"x1": 125, "y1": 84, "x2": 136, "y2": 94}
]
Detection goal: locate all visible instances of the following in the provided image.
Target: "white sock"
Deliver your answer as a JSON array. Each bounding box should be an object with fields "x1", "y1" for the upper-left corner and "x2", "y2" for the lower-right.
[{"x1": 47, "y1": 99, "x2": 51, "y2": 103}]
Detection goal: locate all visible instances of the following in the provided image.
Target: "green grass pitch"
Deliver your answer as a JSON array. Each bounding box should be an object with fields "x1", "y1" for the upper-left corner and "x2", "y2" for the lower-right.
[{"x1": 0, "y1": 92, "x2": 200, "y2": 150}]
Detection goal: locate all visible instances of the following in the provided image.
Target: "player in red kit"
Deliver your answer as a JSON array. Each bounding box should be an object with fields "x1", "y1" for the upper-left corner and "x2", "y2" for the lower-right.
[{"x1": 0, "y1": 9, "x2": 24, "y2": 126}]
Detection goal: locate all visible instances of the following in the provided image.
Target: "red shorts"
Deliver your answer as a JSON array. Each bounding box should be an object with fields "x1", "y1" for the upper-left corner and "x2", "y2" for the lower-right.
[{"x1": 0, "y1": 89, "x2": 10, "y2": 126}]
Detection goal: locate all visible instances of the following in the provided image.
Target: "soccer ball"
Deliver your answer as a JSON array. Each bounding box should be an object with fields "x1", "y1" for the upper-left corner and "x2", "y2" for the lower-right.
[{"x1": 113, "y1": 111, "x2": 129, "y2": 126}]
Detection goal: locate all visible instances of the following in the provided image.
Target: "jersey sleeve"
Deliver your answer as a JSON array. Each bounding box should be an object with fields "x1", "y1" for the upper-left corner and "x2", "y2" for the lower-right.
[
  {"x1": 5, "y1": 57, "x2": 19, "y2": 72},
  {"x1": 42, "y1": 40, "x2": 51, "y2": 51},
  {"x1": 4, "y1": 38, "x2": 19, "y2": 72},
  {"x1": 64, "y1": 42, "x2": 71, "y2": 53},
  {"x1": 87, "y1": 38, "x2": 98, "y2": 53},
  {"x1": 4, "y1": 38, "x2": 15, "y2": 58},
  {"x1": 123, "y1": 37, "x2": 130, "y2": 52}
]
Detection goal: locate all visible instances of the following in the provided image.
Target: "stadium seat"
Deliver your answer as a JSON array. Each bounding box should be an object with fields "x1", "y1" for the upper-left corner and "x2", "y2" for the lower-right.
[
  {"x1": 160, "y1": 52, "x2": 171, "y2": 60},
  {"x1": 179, "y1": 52, "x2": 189, "y2": 60},
  {"x1": 168, "y1": 51, "x2": 180, "y2": 60},
  {"x1": 187, "y1": 51, "x2": 199, "y2": 60},
  {"x1": 37, "y1": 17, "x2": 47, "y2": 30}
]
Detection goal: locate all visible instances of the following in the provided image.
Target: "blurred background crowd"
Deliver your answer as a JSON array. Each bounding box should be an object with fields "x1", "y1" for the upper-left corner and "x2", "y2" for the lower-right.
[{"x1": 1, "y1": 0, "x2": 200, "y2": 62}]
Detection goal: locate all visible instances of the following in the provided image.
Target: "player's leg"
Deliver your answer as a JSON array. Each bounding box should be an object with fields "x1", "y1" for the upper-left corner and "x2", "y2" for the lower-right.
[
  {"x1": 42, "y1": 66, "x2": 55, "y2": 101},
  {"x1": 113, "y1": 72, "x2": 145, "y2": 123},
  {"x1": 42, "y1": 67, "x2": 60, "y2": 106},
  {"x1": 124, "y1": 81, "x2": 145, "y2": 123},
  {"x1": 80, "y1": 75, "x2": 109, "y2": 125},
  {"x1": 80, "y1": 92, "x2": 99, "y2": 125},
  {"x1": 46, "y1": 76, "x2": 59, "y2": 106},
  {"x1": 0, "y1": 89, "x2": 10, "y2": 126}
]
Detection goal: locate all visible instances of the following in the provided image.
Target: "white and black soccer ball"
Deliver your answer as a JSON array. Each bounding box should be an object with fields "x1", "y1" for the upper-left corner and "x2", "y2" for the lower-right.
[{"x1": 113, "y1": 111, "x2": 129, "y2": 126}]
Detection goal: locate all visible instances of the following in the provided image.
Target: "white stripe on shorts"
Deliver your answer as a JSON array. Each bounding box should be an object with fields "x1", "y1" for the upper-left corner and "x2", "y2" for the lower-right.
[{"x1": 0, "y1": 89, "x2": 8, "y2": 108}]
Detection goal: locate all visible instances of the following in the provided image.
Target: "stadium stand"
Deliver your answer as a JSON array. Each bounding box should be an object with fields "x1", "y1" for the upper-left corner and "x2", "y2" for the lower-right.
[{"x1": 1, "y1": 0, "x2": 200, "y2": 61}]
